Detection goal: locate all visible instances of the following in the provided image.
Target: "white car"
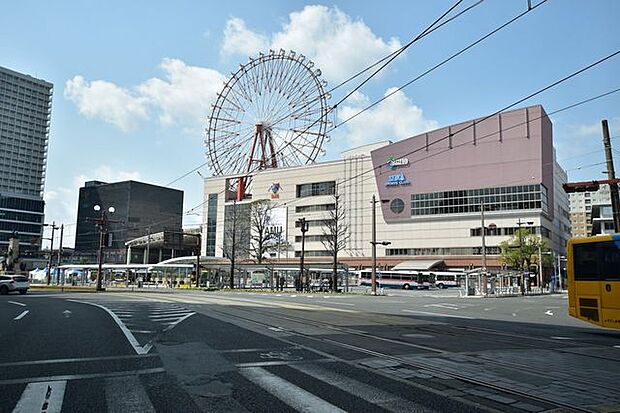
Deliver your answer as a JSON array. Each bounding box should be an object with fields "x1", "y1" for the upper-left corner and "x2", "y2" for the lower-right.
[{"x1": 0, "y1": 275, "x2": 29, "y2": 295}]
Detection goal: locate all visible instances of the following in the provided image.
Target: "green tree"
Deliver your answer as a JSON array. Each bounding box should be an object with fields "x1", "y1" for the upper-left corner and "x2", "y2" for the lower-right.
[{"x1": 499, "y1": 228, "x2": 548, "y2": 271}]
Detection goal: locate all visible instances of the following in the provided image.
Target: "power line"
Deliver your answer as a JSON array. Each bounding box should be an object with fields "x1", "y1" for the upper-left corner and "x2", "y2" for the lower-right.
[
  {"x1": 332, "y1": 50, "x2": 620, "y2": 190},
  {"x1": 334, "y1": 0, "x2": 550, "y2": 129}
]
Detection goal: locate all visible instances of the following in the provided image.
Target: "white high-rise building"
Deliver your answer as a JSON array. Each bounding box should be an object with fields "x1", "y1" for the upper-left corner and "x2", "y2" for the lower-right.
[
  {"x1": 0, "y1": 66, "x2": 53, "y2": 252},
  {"x1": 569, "y1": 185, "x2": 613, "y2": 237}
]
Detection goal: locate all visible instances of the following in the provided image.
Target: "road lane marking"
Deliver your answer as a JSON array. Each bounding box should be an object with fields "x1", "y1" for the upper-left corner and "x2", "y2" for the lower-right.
[
  {"x1": 8, "y1": 301, "x2": 27, "y2": 307},
  {"x1": 291, "y1": 363, "x2": 424, "y2": 413},
  {"x1": 62, "y1": 310, "x2": 72, "y2": 318},
  {"x1": 0, "y1": 354, "x2": 158, "y2": 368},
  {"x1": 240, "y1": 367, "x2": 346, "y2": 413},
  {"x1": 402, "y1": 309, "x2": 474, "y2": 319},
  {"x1": 12, "y1": 380, "x2": 66, "y2": 413},
  {"x1": 68, "y1": 300, "x2": 149, "y2": 355},
  {"x1": 149, "y1": 312, "x2": 194, "y2": 319},
  {"x1": 0, "y1": 367, "x2": 166, "y2": 386},
  {"x1": 13, "y1": 310, "x2": 29, "y2": 320},
  {"x1": 550, "y1": 336, "x2": 574, "y2": 340},
  {"x1": 162, "y1": 312, "x2": 195, "y2": 332},
  {"x1": 105, "y1": 375, "x2": 155, "y2": 413},
  {"x1": 316, "y1": 300, "x2": 355, "y2": 306}
]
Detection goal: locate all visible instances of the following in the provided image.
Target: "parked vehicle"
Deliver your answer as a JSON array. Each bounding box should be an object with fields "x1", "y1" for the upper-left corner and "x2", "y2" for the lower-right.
[{"x1": 0, "y1": 275, "x2": 30, "y2": 295}]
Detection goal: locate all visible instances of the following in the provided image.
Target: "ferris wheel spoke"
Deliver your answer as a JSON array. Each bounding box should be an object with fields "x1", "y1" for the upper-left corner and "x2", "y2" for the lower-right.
[
  {"x1": 206, "y1": 51, "x2": 329, "y2": 177},
  {"x1": 271, "y1": 129, "x2": 316, "y2": 160}
]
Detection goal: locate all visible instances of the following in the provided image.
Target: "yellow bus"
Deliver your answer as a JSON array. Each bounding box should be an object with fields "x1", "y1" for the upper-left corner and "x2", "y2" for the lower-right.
[{"x1": 567, "y1": 234, "x2": 620, "y2": 329}]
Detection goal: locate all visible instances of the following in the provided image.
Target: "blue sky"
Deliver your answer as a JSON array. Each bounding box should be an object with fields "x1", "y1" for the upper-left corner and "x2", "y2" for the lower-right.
[{"x1": 1, "y1": 0, "x2": 619, "y2": 248}]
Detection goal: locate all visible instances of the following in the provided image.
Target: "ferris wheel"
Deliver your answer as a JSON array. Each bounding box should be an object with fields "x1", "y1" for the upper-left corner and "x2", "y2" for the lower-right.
[{"x1": 205, "y1": 50, "x2": 331, "y2": 180}]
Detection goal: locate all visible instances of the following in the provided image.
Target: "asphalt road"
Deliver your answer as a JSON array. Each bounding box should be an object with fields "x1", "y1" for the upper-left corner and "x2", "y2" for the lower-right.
[{"x1": 1, "y1": 289, "x2": 619, "y2": 412}]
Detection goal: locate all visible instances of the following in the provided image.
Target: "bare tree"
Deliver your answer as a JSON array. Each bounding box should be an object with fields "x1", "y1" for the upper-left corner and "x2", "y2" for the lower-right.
[
  {"x1": 222, "y1": 201, "x2": 250, "y2": 288},
  {"x1": 321, "y1": 194, "x2": 350, "y2": 292},
  {"x1": 248, "y1": 200, "x2": 280, "y2": 264}
]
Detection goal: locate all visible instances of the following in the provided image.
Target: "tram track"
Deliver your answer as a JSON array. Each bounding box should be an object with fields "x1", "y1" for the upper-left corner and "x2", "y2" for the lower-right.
[{"x1": 201, "y1": 303, "x2": 599, "y2": 413}]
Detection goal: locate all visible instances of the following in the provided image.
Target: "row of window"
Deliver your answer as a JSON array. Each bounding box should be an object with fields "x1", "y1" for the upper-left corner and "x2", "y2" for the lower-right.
[
  {"x1": 205, "y1": 194, "x2": 218, "y2": 256},
  {"x1": 295, "y1": 203, "x2": 335, "y2": 213},
  {"x1": 386, "y1": 246, "x2": 502, "y2": 256},
  {"x1": 295, "y1": 234, "x2": 331, "y2": 242},
  {"x1": 295, "y1": 219, "x2": 330, "y2": 228},
  {"x1": 412, "y1": 201, "x2": 542, "y2": 216},
  {"x1": 412, "y1": 185, "x2": 542, "y2": 200},
  {"x1": 0, "y1": 210, "x2": 43, "y2": 223},
  {"x1": 0, "y1": 197, "x2": 45, "y2": 213},
  {"x1": 296, "y1": 181, "x2": 335, "y2": 198},
  {"x1": 469, "y1": 225, "x2": 550, "y2": 237},
  {"x1": 0, "y1": 221, "x2": 41, "y2": 234},
  {"x1": 294, "y1": 250, "x2": 332, "y2": 257}
]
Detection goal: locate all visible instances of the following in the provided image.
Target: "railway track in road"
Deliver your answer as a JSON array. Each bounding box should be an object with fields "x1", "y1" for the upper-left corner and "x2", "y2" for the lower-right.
[{"x1": 202, "y1": 302, "x2": 609, "y2": 413}]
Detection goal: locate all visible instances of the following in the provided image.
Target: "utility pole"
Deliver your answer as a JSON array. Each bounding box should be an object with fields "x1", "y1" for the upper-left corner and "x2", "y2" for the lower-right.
[
  {"x1": 229, "y1": 200, "x2": 237, "y2": 289},
  {"x1": 144, "y1": 227, "x2": 151, "y2": 265},
  {"x1": 332, "y1": 194, "x2": 339, "y2": 293},
  {"x1": 57, "y1": 224, "x2": 64, "y2": 285},
  {"x1": 297, "y1": 217, "x2": 308, "y2": 291},
  {"x1": 370, "y1": 195, "x2": 390, "y2": 295},
  {"x1": 480, "y1": 201, "x2": 486, "y2": 296},
  {"x1": 89, "y1": 205, "x2": 117, "y2": 292},
  {"x1": 45, "y1": 222, "x2": 58, "y2": 285},
  {"x1": 602, "y1": 119, "x2": 620, "y2": 232},
  {"x1": 371, "y1": 195, "x2": 377, "y2": 296},
  {"x1": 195, "y1": 233, "x2": 201, "y2": 288}
]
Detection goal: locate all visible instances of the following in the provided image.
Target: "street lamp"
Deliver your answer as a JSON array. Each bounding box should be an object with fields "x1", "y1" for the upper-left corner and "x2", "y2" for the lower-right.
[
  {"x1": 370, "y1": 195, "x2": 391, "y2": 295},
  {"x1": 516, "y1": 218, "x2": 534, "y2": 294},
  {"x1": 93, "y1": 205, "x2": 115, "y2": 291},
  {"x1": 297, "y1": 217, "x2": 309, "y2": 291}
]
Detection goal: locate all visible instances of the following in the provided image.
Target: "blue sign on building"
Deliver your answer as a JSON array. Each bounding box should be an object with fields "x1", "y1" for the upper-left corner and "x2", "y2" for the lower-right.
[{"x1": 385, "y1": 173, "x2": 410, "y2": 186}]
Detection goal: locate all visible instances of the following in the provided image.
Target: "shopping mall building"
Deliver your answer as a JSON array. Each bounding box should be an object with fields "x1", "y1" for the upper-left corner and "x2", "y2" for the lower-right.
[{"x1": 202, "y1": 105, "x2": 571, "y2": 271}]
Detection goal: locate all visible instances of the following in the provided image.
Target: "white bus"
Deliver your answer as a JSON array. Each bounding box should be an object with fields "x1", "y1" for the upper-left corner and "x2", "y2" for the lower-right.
[
  {"x1": 357, "y1": 270, "x2": 431, "y2": 290},
  {"x1": 429, "y1": 272, "x2": 460, "y2": 289}
]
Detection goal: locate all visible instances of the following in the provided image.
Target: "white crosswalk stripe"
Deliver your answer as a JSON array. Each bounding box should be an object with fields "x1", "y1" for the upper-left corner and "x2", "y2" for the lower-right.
[
  {"x1": 12, "y1": 380, "x2": 66, "y2": 413},
  {"x1": 7, "y1": 360, "x2": 439, "y2": 412},
  {"x1": 240, "y1": 367, "x2": 347, "y2": 413},
  {"x1": 291, "y1": 363, "x2": 432, "y2": 413}
]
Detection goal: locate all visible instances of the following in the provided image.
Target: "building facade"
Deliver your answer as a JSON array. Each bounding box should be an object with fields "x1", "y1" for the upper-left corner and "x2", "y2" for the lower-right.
[
  {"x1": 568, "y1": 184, "x2": 612, "y2": 237},
  {"x1": 74, "y1": 180, "x2": 184, "y2": 263},
  {"x1": 0, "y1": 66, "x2": 53, "y2": 253},
  {"x1": 202, "y1": 105, "x2": 571, "y2": 270}
]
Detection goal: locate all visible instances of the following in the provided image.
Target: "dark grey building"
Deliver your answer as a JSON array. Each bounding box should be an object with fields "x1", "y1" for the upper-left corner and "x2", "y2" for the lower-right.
[
  {"x1": 0, "y1": 66, "x2": 53, "y2": 253},
  {"x1": 74, "y1": 180, "x2": 183, "y2": 263}
]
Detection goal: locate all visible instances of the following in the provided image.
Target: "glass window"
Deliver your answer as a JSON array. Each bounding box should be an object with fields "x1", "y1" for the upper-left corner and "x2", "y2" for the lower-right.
[
  {"x1": 390, "y1": 198, "x2": 405, "y2": 214},
  {"x1": 573, "y1": 243, "x2": 601, "y2": 281}
]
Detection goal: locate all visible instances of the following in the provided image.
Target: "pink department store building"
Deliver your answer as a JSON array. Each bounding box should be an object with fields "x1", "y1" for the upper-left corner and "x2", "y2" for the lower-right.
[{"x1": 202, "y1": 104, "x2": 571, "y2": 271}]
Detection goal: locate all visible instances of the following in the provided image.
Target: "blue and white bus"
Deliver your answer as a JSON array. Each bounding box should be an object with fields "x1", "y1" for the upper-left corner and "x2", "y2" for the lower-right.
[{"x1": 357, "y1": 270, "x2": 431, "y2": 290}]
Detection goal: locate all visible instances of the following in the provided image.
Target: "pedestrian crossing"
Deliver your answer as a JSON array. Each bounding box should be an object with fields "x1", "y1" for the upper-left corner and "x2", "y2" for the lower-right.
[{"x1": 6, "y1": 359, "x2": 444, "y2": 413}]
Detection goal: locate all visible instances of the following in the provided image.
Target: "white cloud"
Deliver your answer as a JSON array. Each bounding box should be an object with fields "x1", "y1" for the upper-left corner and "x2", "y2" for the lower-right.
[
  {"x1": 65, "y1": 59, "x2": 226, "y2": 132},
  {"x1": 138, "y1": 58, "x2": 226, "y2": 127},
  {"x1": 221, "y1": 5, "x2": 402, "y2": 83},
  {"x1": 43, "y1": 166, "x2": 143, "y2": 248},
  {"x1": 64, "y1": 76, "x2": 149, "y2": 132},
  {"x1": 337, "y1": 87, "x2": 438, "y2": 147},
  {"x1": 221, "y1": 17, "x2": 269, "y2": 57}
]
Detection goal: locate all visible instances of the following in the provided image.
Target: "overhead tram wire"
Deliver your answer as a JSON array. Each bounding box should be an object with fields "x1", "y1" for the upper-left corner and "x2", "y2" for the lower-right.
[
  {"x1": 233, "y1": 0, "x2": 469, "y2": 184},
  {"x1": 329, "y1": 49, "x2": 620, "y2": 192},
  {"x1": 326, "y1": 1, "x2": 485, "y2": 96},
  {"x1": 333, "y1": 0, "x2": 550, "y2": 130},
  {"x1": 166, "y1": 1, "x2": 483, "y2": 189},
  {"x1": 183, "y1": 86, "x2": 620, "y2": 223}
]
